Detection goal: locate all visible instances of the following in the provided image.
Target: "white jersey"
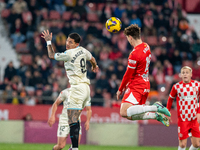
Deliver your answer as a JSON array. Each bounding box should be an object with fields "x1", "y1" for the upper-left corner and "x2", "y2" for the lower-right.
[
  {"x1": 58, "y1": 88, "x2": 91, "y2": 124},
  {"x1": 54, "y1": 46, "x2": 92, "y2": 85}
]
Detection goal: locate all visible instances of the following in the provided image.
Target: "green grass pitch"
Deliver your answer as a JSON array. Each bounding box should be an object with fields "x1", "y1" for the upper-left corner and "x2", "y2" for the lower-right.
[{"x1": 0, "y1": 143, "x2": 177, "y2": 150}]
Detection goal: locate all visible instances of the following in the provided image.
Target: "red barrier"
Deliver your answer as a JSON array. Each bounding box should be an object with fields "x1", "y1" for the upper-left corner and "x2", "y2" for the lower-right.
[{"x1": 0, "y1": 104, "x2": 178, "y2": 124}]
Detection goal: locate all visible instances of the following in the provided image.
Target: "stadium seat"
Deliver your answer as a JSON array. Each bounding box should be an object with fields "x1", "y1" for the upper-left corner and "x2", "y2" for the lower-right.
[
  {"x1": 146, "y1": 36, "x2": 158, "y2": 46},
  {"x1": 49, "y1": 10, "x2": 60, "y2": 20},
  {"x1": 1, "y1": 9, "x2": 10, "y2": 18},
  {"x1": 20, "y1": 54, "x2": 32, "y2": 65},
  {"x1": 87, "y1": 13, "x2": 99, "y2": 22},
  {"x1": 62, "y1": 11, "x2": 72, "y2": 21},
  {"x1": 15, "y1": 43, "x2": 29, "y2": 53}
]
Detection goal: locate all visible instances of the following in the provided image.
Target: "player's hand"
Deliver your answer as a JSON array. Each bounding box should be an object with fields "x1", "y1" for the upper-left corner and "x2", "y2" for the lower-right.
[
  {"x1": 116, "y1": 90, "x2": 122, "y2": 100},
  {"x1": 196, "y1": 113, "x2": 200, "y2": 124},
  {"x1": 47, "y1": 116, "x2": 55, "y2": 127},
  {"x1": 84, "y1": 121, "x2": 90, "y2": 131},
  {"x1": 91, "y1": 65, "x2": 99, "y2": 73},
  {"x1": 41, "y1": 30, "x2": 52, "y2": 42},
  {"x1": 166, "y1": 116, "x2": 172, "y2": 123}
]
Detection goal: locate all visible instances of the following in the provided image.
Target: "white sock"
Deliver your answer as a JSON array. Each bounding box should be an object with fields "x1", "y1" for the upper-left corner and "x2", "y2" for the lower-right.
[
  {"x1": 127, "y1": 105, "x2": 157, "y2": 117},
  {"x1": 131, "y1": 112, "x2": 156, "y2": 120},
  {"x1": 189, "y1": 145, "x2": 199, "y2": 150},
  {"x1": 178, "y1": 146, "x2": 186, "y2": 150},
  {"x1": 72, "y1": 148, "x2": 78, "y2": 150}
]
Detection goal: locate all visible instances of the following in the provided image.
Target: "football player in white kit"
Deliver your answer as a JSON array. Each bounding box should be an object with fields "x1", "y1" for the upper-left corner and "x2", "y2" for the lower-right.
[
  {"x1": 42, "y1": 30, "x2": 99, "y2": 150},
  {"x1": 48, "y1": 88, "x2": 92, "y2": 150}
]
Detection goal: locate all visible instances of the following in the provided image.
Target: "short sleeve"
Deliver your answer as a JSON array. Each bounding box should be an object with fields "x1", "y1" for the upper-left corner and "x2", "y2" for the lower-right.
[
  {"x1": 59, "y1": 89, "x2": 69, "y2": 101},
  {"x1": 128, "y1": 52, "x2": 137, "y2": 69},
  {"x1": 54, "y1": 52, "x2": 70, "y2": 61},
  {"x1": 169, "y1": 85, "x2": 177, "y2": 98},
  {"x1": 84, "y1": 49, "x2": 92, "y2": 61},
  {"x1": 85, "y1": 98, "x2": 91, "y2": 106}
]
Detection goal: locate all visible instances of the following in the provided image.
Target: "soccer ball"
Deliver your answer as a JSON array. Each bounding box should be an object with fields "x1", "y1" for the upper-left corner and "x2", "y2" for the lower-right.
[{"x1": 105, "y1": 17, "x2": 122, "y2": 33}]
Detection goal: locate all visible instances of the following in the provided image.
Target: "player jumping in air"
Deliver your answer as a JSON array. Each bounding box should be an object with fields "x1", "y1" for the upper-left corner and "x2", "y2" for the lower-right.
[
  {"x1": 116, "y1": 24, "x2": 171, "y2": 126},
  {"x1": 42, "y1": 30, "x2": 99, "y2": 150},
  {"x1": 48, "y1": 88, "x2": 92, "y2": 150},
  {"x1": 167, "y1": 66, "x2": 200, "y2": 150}
]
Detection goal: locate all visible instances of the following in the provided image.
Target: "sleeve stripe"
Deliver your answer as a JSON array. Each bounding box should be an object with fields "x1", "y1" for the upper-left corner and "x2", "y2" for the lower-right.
[
  {"x1": 54, "y1": 53, "x2": 57, "y2": 60},
  {"x1": 128, "y1": 65, "x2": 136, "y2": 69},
  {"x1": 169, "y1": 94, "x2": 175, "y2": 99}
]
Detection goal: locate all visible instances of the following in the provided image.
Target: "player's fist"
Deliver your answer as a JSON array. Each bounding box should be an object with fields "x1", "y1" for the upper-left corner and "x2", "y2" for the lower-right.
[
  {"x1": 116, "y1": 90, "x2": 122, "y2": 100},
  {"x1": 84, "y1": 121, "x2": 90, "y2": 131},
  {"x1": 92, "y1": 65, "x2": 99, "y2": 73},
  {"x1": 47, "y1": 116, "x2": 55, "y2": 127}
]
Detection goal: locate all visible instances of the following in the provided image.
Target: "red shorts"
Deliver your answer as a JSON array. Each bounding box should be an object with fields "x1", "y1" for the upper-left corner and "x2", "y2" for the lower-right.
[
  {"x1": 178, "y1": 119, "x2": 200, "y2": 140},
  {"x1": 122, "y1": 87, "x2": 149, "y2": 105}
]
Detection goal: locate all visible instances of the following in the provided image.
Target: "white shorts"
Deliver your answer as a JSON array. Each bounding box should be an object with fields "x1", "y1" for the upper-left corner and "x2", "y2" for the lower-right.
[
  {"x1": 57, "y1": 123, "x2": 82, "y2": 137},
  {"x1": 68, "y1": 83, "x2": 90, "y2": 109},
  {"x1": 57, "y1": 112, "x2": 82, "y2": 138}
]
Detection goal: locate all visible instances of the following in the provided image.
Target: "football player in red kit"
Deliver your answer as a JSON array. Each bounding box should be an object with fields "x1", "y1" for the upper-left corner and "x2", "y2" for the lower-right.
[
  {"x1": 167, "y1": 66, "x2": 200, "y2": 150},
  {"x1": 116, "y1": 24, "x2": 171, "y2": 126}
]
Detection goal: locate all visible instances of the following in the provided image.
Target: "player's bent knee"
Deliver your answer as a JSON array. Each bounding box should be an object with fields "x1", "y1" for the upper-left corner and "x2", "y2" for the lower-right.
[
  {"x1": 120, "y1": 109, "x2": 127, "y2": 118},
  {"x1": 179, "y1": 143, "x2": 186, "y2": 148},
  {"x1": 58, "y1": 143, "x2": 66, "y2": 149},
  {"x1": 193, "y1": 143, "x2": 200, "y2": 148}
]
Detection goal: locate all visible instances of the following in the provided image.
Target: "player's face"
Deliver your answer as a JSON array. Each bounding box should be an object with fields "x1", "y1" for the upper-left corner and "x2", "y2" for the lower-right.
[
  {"x1": 66, "y1": 37, "x2": 79, "y2": 50},
  {"x1": 181, "y1": 69, "x2": 192, "y2": 83}
]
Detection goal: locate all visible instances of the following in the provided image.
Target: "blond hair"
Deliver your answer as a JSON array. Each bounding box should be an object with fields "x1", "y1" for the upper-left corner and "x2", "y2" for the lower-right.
[{"x1": 181, "y1": 66, "x2": 192, "y2": 73}]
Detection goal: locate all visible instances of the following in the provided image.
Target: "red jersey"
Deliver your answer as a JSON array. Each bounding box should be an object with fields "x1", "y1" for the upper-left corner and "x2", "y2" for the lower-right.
[
  {"x1": 167, "y1": 80, "x2": 200, "y2": 122},
  {"x1": 119, "y1": 42, "x2": 151, "y2": 92}
]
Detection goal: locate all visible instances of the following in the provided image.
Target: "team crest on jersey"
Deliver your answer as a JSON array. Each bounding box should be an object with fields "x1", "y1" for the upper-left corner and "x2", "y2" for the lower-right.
[
  {"x1": 193, "y1": 87, "x2": 197, "y2": 92},
  {"x1": 129, "y1": 59, "x2": 136, "y2": 64}
]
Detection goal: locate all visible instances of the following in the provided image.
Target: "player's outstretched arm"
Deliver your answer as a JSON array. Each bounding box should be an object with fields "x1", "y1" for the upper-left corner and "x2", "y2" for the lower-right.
[
  {"x1": 41, "y1": 30, "x2": 55, "y2": 59},
  {"x1": 48, "y1": 97, "x2": 62, "y2": 127},
  {"x1": 85, "y1": 106, "x2": 92, "y2": 131},
  {"x1": 89, "y1": 56, "x2": 99, "y2": 73}
]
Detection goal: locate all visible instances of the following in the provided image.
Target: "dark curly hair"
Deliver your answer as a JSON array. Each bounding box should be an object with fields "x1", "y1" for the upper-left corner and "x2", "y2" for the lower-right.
[{"x1": 124, "y1": 24, "x2": 141, "y2": 40}]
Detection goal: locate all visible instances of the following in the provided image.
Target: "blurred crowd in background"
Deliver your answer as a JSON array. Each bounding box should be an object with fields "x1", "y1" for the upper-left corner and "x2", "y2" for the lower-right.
[{"x1": 0, "y1": 0, "x2": 199, "y2": 108}]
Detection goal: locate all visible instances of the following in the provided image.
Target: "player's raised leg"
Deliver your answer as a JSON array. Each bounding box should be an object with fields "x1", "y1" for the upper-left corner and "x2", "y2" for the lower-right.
[
  {"x1": 120, "y1": 102, "x2": 157, "y2": 118},
  {"x1": 153, "y1": 102, "x2": 171, "y2": 117},
  {"x1": 129, "y1": 112, "x2": 169, "y2": 127}
]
